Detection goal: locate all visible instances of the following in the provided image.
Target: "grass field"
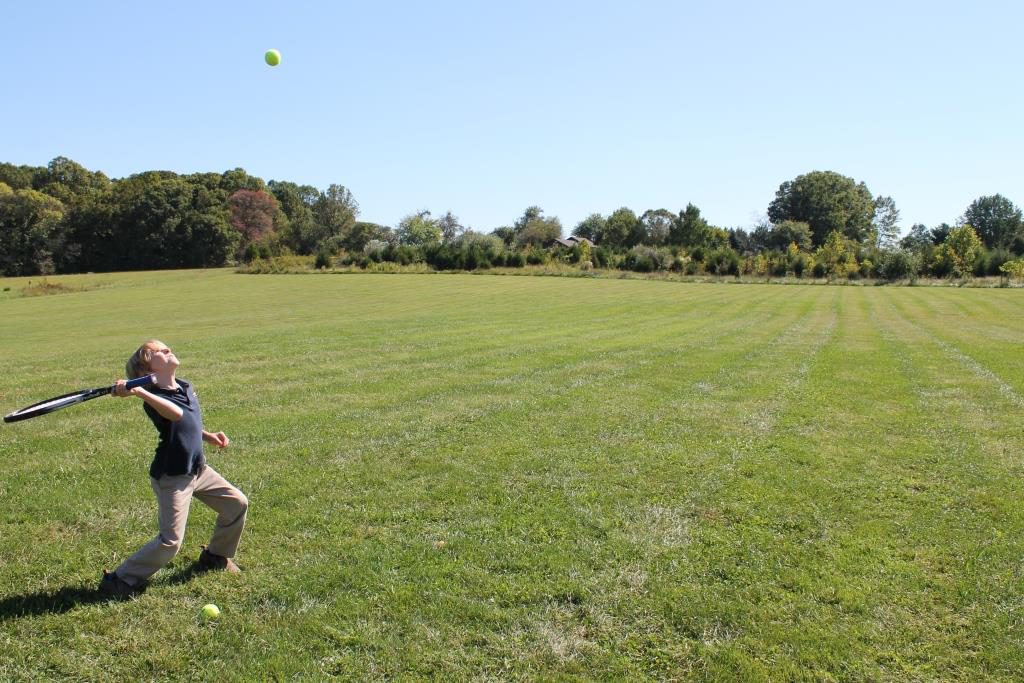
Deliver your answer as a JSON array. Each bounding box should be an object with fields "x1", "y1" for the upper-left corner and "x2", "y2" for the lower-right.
[{"x1": 1, "y1": 270, "x2": 1023, "y2": 681}]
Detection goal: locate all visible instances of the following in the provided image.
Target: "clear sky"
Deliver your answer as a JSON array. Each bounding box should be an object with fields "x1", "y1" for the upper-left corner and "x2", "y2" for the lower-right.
[{"x1": 3, "y1": 1, "x2": 1021, "y2": 235}]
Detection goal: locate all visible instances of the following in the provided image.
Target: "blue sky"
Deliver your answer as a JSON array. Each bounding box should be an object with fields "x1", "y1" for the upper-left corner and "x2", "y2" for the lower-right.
[{"x1": 3, "y1": 1, "x2": 1021, "y2": 235}]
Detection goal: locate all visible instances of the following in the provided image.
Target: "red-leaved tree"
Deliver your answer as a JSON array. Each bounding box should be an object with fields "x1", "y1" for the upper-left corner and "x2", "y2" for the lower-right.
[{"x1": 229, "y1": 189, "x2": 277, "y2": 257}]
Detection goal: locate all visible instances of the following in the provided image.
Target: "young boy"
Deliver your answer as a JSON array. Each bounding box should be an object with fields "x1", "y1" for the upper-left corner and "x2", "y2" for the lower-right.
[{"x1": 100, "y1": 339, "x2": 248, "y2": 597}]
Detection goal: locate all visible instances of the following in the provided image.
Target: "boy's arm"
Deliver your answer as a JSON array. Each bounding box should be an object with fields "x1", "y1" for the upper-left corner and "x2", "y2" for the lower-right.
[{"x1": 113, "y1": 381, "x2": 183, "y2": 422}]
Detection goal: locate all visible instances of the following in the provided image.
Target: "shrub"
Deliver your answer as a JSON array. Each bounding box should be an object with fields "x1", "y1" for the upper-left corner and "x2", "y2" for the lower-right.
[
  {"x1": 384, "y1": 243, "x2": 421, "y2": 266},
  {"x1": 791, "y1": 253, "x2": 809, "y2": 277},
  {"x1": 314, "y1": 248, "x2": 332, "y2": 269},
  {"x1": 592, "y1": 246, "x2": 613, "y2": 269},
  {"x1": 525, "y1": 247, "x2": 547, "y2": 265},
  {"x1": 623, "y1": 246, "x2": 666, "y2": 272},
  {"x1": 705, "y1": 247, "x2": 741, "y2": 276},
  {"x1": 877, "y1": 249, "x2": 918, "y2": 281},
  {"x1": 1000, "y1": 258, "x2": 1024, "y2": 281},
  {"x1": 977, "y1": 248, "x2": 1013, "y2": 277}
]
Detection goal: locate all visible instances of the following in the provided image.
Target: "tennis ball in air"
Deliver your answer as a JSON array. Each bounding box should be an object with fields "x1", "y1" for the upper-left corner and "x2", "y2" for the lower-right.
[
  {"x1": 264, "y1": 49, "x2": 281, "y2": 66},
  {"x1": 201, "y1": 603, "x2": 221, "y2": 619}
]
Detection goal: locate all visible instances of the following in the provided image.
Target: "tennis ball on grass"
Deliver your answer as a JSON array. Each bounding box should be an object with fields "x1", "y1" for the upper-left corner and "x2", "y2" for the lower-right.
[
  {"x1": 265, "y1": 49, "x2": 281, "y2": 66},
  {"x1": 201, "y1": 603, "x2": 221, "y2": 619}
]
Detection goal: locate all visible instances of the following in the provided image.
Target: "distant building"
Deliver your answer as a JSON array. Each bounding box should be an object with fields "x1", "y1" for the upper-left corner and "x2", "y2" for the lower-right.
[{"x1": 550, "y1": 236, "x2": 595, "y2": 248}]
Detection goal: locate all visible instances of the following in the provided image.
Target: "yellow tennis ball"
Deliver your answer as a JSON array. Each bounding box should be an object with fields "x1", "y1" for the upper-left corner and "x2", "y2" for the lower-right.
[
  {"x1": 264, "y1": 49, "x2": 281, "y2": 67},
  {"x1": 201, "y1": 603, "x2": 221, "y2": 619}
]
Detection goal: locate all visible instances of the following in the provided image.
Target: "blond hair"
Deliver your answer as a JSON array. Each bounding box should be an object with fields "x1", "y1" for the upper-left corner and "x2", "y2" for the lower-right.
[{"x1": 126, "y1": 339, "x2": 162, "y2": 379}]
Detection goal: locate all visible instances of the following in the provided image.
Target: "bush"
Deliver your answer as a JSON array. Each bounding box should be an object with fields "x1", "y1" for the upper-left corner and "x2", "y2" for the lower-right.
[
  {"x1": 506, "y1": 251, "x2": 526, "y2": 268},
  {"x1": 238, "y1": 255, "x2": 316, "y2": 273},
  {"x1": 525, "y1": 247, "x2": 547, "y2": 265},
  {"x1": 812, "y1": 262, "x2": 827, "y2": 278},
  {"x1": 314, "y1": 248, "x2": 332, "y2": 269},
  {"x1": 623, "y1": 246, "x2": 666, "y2": 272},
  {"x1": 977, "y1": 248, "x2": 1013, "y2": 277},
  {"x1": 592, "y1": 246, "x2": 614, "y2": 269},
  {"x1": 384, "y1": 243, "x2": 421, "y2": 266},
  {"x1": 791, "y1": 253, "x2": 809, "y2": 278},
  {"x1": 877, "y1": 249, "x2": 918, "y2": 281},
  {"x1": 705, "y1": 247, "x2": 741, "y2": 276}
]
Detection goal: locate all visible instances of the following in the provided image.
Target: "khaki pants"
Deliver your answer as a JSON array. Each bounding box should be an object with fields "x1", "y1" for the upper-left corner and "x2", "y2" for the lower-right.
[{"x1": 116, "y1": 465, "x2": 248, "y2": 586}]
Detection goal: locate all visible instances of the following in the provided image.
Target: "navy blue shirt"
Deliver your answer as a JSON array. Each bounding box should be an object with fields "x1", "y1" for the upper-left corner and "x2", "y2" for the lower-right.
[{"x1": 143, "y1": 378, "x2": 206, "y2": 479}]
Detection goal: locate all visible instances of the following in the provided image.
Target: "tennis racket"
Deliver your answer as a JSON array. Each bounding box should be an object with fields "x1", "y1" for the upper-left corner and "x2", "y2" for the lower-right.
[{"x1": 3, "y1": 375, "x2": 156, "y2": 423}]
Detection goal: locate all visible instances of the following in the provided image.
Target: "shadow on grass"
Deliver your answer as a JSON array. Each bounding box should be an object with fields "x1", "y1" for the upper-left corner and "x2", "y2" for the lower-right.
[{"x1": 0, "y1": 560, "x2": 203, "y2": 620}]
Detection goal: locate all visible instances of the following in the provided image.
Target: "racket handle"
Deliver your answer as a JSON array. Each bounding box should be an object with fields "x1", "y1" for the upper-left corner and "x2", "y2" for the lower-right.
[{"x1": 124, "y1": 375, "x2": 156, "y2": 390}]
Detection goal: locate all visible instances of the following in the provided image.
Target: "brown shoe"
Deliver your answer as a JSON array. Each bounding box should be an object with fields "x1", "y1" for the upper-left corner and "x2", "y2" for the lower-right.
[
  {"x1": 98, "y1": 570, "x2": 143, "y2": 597},
  {"x1": 198, "y1": 546, "x2": 241, "y2": 574}
]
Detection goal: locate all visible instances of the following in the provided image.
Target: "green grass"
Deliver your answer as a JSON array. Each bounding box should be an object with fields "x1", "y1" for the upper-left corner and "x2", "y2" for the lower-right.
[{"x1": 1, "y1": 270, "x2": 1022, "y2": 681}]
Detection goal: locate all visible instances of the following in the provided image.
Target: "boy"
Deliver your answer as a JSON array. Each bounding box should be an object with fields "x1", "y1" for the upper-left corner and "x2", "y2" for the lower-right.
[{"x1": 100, "y1": 339, "x2": 248, "y2": 597}]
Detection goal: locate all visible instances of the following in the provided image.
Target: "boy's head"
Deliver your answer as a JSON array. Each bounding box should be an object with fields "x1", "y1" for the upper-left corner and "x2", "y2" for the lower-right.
[{"x1": 126, "y1": 339, "x2": 176, "y2": 378}]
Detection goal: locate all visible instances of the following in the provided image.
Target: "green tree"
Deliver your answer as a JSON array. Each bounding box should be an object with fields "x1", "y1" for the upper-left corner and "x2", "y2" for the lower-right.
[
  {"x1": 670, "y1": 203, "x2": 710, "y2": 247},
  {"x1": 602, "y1": 207, "x2": 639, "y2": 248},
  {"x1": 872, "y1": 195, "x2": 901, "y2": 248},
  {"x1": 269, "y1": 180, "x2": 319, "y2": 253},
  {"x1": 513, "y1": 206, "x2": 562, "y2": 247},
  {"x1": 514, "y1": 206, "x2": 544, "y2": 232},
  {"x1": 97, "y1": 173, "x2": 235, "y2": 270},
  {"x1": 438, "y1": 211, "x2": 464, "y2": 243},
  {"x1": 766, "y1": 220, "x2": 813, "y2": 252},
  {"x1": 219, "y1": 168, "x2": 266, "y2": 195},
  {"x1": 342, "y1": 221, "x2": 389, "y2": 252},
  {"x1": 573, "y1": 213, "x2": 607, "y2": 243},
  {"x1": 0, "y1": 162, "x2": 39, "y2": 190},
  {"x1": 961, "y1": 194, "x2": 1023, "y2": 251},
  {"x1": 0, "y1": 187, "x2": 66, "y2": 275},
  {"x1": 930, "y1": 223, "x2": 953, "y2": 245},
  {"x1": 639, "y1": 209, "x2": 674, "y2": 246},
  {"x1": 935, "y1": 224, "x2": 983, "y2": 278},
  {"x1": 491, "y1": 226, "x2": 516, "y2": 247},
  {"x1": 397, "y1": 210, "x2": 442, "y2": 246},
  {"x1": 814, "y1": 230, "x2": 859, "y2": 278},
  {"x1": 768, "y1": 170, "x2": 875, "y2": 246},
  {"x1": 311, "y1": 184, "x2": 360, "y2": 250},
  {"x1": 900, "y1": 223, "x2": 933, "y2": 251}
]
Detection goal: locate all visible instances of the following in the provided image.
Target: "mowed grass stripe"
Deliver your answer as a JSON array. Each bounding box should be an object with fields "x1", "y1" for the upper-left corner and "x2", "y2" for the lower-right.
[
  {"x1": 865, "y1": 290, "x2": 1024, "y2": 680},
  {"x1": 887, "y1": 288, "x2": 1024, "y2": 404}
]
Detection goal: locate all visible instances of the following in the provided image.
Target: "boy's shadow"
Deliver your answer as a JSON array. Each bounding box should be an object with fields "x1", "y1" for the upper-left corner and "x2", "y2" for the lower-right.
[{"x1": 0, "y1": 560, "x2": 203, "y2": 620}]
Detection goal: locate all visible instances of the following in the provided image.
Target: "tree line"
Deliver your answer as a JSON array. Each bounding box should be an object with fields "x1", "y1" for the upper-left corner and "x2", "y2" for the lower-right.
[{"x1": 2, "y1": 159, "x2": 1022, "y2": 281}]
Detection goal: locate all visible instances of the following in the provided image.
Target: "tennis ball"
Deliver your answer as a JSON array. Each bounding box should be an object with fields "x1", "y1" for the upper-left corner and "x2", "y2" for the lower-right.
[
  {"x1": 264, "y1": 49, "x2": 281, "y2": 66},
  {"x1": 201, "y1": 603, "x2": 221, "y2": 619}
]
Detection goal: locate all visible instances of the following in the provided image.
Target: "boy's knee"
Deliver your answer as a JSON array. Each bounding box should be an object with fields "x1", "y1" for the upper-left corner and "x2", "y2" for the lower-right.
[
  {"x1": 159, "y1": 534, "x2": 184, "y2": 556},
  {"x1": 234, "y1": 492, "x2": 249, "y2": 517}
]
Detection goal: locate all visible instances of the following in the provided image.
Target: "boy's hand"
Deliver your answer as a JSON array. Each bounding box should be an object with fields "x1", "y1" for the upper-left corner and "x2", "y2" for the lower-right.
[
  {"x1": 112, "y1": 379, "x2": 140, "y2": 398},
  {"x1": 205, "y1": 431, "x2": 230, "y2": 449}
]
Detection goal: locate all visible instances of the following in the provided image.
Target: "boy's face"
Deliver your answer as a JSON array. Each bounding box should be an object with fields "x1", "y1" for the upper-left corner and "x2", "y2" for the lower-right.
[{"x1": 146, "y1": 341, "x2": 179, "y2": 374}]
